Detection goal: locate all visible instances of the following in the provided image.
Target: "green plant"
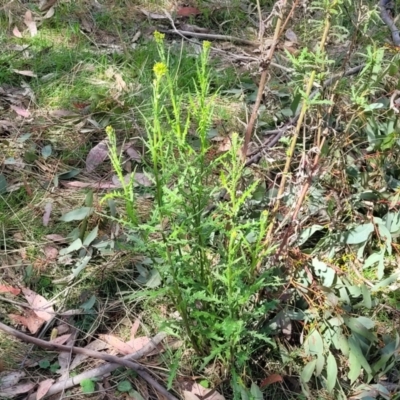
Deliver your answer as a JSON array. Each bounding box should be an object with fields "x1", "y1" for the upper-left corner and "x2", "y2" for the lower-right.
[{"x1": 105, "y1": 32, "x2": 279, "y2": 396}]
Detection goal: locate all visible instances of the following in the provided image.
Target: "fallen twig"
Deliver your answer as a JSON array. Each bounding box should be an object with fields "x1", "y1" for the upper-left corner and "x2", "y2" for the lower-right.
[
  {"x1": 379, "y1": 0, "x2": 400, "y2": 46},
  {"x1": 0, "y1": 322, "x2": 175, "y2": 400},
  {"x1": 157, "y1": 27, "x2": 258, "y2": 47}
]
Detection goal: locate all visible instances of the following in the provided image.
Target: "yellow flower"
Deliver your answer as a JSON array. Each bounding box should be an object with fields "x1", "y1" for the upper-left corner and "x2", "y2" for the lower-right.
[
  {"x1": 203, "y1": 41, "x2": 211, "y2": 50},
  {"x1": 153, "y1": 62, "x2": 167, "y2": 78},
  {"x1": 154, "y1": 31, "x2": 165, "y2": 44}
]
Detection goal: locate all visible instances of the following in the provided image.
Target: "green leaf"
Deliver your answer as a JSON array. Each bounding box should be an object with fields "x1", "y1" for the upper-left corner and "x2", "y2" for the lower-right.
[
  {"x1": 145, "y1": 269, "x2": 161, "y2": 288},
  {"x1": 128, "y1": 390, "x2": 145, "y2": 400},
  {"x1": 50, "y1": 362, "x2": 60, "y2": 373},
  {"x1": 80, "y1": 379, "x2": 95, "y2": 394},
  {"x1": 59, "y1": 207, "x2": 93, "y2": 222},
  {"x1": 341, "y1": 223, "x2": 374, "y2": 244},
  {"x1": 348, "y1": 349, "x2": 362, "y2": 384},
  {"x1": 373, "y1": 272, "x2": 400, "y2": 290},
  {"x1": 297, "y1": 225, "x2": 324, "y2": 246},
  {"x1": 344, "y1": 317, "x2": 376, "y2": 343},
  {"x1": 0, "y1": 174, "x2": 7, "y2": 194},
  {"x1": 301, "y1": 359, "x2": 317, "y2": 383},
  {"x1": 80, "y1": 295, "x2": 96, "y2": 311},
  {"x1": 360, "y1": 284, "x2": 372, "y2": 309},
  {"x1": 39, "y1": 359, "x2": 50, "y2": 369},
  {"x1": 377, "y1": 222, "x2": 392, "y2": 254},
  {"x1": 41, "y1": 144, "x2": 52, "y2": 159},
  {"x1": 199, "y1": 380, "x2": 209, "y2": 388},
  {"x1": 59, "y1": 238, "x2": 82, "y2": 256},
  {"x1": 315, "y1": 354, "x2": 324, "y2": 377},
  {"x1": 83, "y1": 225, "x2": 99, "y2": 247},
  {"x1": 355, "y1": 316, "x2": 374, "y2": 330},
  {"x1": 326, "y1": 351, "x2": 337, "y2": 393},
  {"x1": 58, "y1": 169, "x2": 81, "y2": 180},
  {"x1": 117, "y1": 381, "x2": 132, "y2": 392},
  {"x1": 348, "y1": 336, "x2": 372, "y2": 374},
  {"x1": 72, "y1": 252, "x2": 92, "y2": 277},
  {"x1": 304, "y1": 329, "x2": 324, "y2": 357},
  {"x1": 250, "y1": 382, "x2": 263, "y2": 400}
]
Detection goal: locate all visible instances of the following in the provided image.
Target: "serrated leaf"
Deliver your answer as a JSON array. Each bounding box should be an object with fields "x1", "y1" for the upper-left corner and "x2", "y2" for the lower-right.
[
  {"x1": 342, "y1": 223, "x2": 374, "y2": 244},
  {"x1": 301, "y1": 359, "x2": 317, "y2": 383},
  {"x1": 59, "y1": 207, "x2": 93, "y2": 222},
  {"x1": 59, "y1": 239, "x2": 82, "y2": 256},
  {"x1": 326, "y1": 351, "x2": 337, "y2": 393}
]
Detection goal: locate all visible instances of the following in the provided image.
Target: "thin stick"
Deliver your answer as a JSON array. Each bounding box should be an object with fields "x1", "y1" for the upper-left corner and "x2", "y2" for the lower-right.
[
  {"x1": 0, "y1": 322, "x2": 175, "y2": 400},
  {"x1": 241, "y1": 0, "x2": 290, "y2": 161}
]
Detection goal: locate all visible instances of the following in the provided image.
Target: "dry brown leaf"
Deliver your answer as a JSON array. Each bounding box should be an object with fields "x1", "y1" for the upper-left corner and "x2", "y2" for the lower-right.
[
  {"x1": 85, "y1": 139, "x2": 109, "y2": 173},
  {"x1": 0, "y1": 285, "x2": 21, "y2": 295},
  {"x1": 43, "y1": 245, "x2": 58, "y2": 260},
  {"x1": 184, "y1": 383, "x2": 225, "y2": 400},
  {"x1": 260, "y1": 373, "x2": 283, "y2": 388},
  {"x1": 12, "y1": 70, "x2": 37, "y2": 77},
  {"x1": 49, "y1": 334, "x2": 71, "y2": 345},
  {"x1": 70, "y1": 339, "x2": 110, "y2": 370},
  {"x1": 126, "y1": 337, "x2": 151, "y2": 352},
  {"x1": 42, "y1": 202, "x2": 52, "y2": 226},
  {"x1": 99, "y1": 334, "x2": 135, "y2": 355},
  {"x1": 114, "y1": 73, "x2": 127, "y2": 92},
  {"x1": 45, "y1": 234, "x2": 68, "y2": 243},
  {"x1": 183, "y1": 392, "x2": 201, "y2": 400},
  {"x1": 130, "y1": 319, "x2": 140, "y2": 340},
  {"x1": 8, "y1": 310, "x2": 45, "y2": 334},
  {"x1": 9, "y1": 105, "x2": 31, "y2": 118},
  {"x1": 36, "y1": 379, "x2": 54, "y2": 400},
  {"x1": 134, "y1": 172, "x2": 153, "y2": 187},
  {"x1": 0, "y1": 382, "x2": 36, "y2": 398},
  {"x1": 61, "y1": 180, "x2": 118, "y2": 189},
  {"x1": 49, "y1": 109, "x2": 79, "y2": 118},
  {"x1": 0, "y1": 371, "x2": 26, "y2": 388},
  {"x1": 285, "y1": 29, "x2": 298, "y2": 43},
  {"x1": 40, "y1": 0, "x2": 57, "y2": 12},
  {"x1": 23, "y1": 11, "x2": 37, "y2": 37},
  {"x1": 58, "y1": 329, "x2": 77, "y2": 377},
  {"x1": 42, "y1": 7, "x2": 55, "y2": 19},
  {"x1": 177, "y1": 7, "x2": 201, "y2": 17},
  {"x1": 12, "y1": 26, "x2": 22, "y2": 38},
  {"x1": 140, "y1": 9, "x2": 168, "y2": 20},
  {"x1": 22, "y1": 287, "x2": 54, "y2": 321},
  {"x1": 215, "y1": 135, "x2": 232, "y2": 153},
  {"x1": 125, "y1": 146, "x2": 142, "y2": 162}
]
